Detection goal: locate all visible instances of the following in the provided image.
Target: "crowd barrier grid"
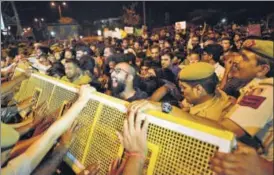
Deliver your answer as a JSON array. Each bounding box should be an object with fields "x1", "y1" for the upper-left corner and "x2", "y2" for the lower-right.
[{"x1": 13, "y1": 67, "x2": 237, "y2": 175}]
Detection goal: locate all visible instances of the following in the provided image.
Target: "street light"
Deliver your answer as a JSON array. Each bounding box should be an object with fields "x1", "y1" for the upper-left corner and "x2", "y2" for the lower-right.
[
  {"x1": 97, "y1": 30, "x2": 102, "y2": 36},
  {"x1": 50, "y1": 2, "x2": 67, "y2": 19},
  {"x1": 34, "y1": 18, "x2": 38, "y2": 22},
  {"x1": 41, "y1": 18, "x2": 44, "y2": 22},
  {"x1": 51, "y1": 31, "x2": 56, "y2": 36},
  {"x1": 221, "y1": 18, "x2": 227, "y2": 23}
]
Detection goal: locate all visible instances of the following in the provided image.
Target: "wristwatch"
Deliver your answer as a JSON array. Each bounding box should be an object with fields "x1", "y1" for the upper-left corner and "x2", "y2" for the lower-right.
[{"x1": 161, "y1": 102, "x2": 172, "y2": 113}]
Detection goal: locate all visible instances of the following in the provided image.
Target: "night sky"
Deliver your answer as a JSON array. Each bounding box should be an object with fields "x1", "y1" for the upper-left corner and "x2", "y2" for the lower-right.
[{"x1": 8, "y1": 1, "x2": 274, "y2": 27}]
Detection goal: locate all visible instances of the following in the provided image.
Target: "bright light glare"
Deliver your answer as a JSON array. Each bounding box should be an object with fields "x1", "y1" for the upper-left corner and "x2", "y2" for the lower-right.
[
  {"x1": 51, "y1": 2, "x2": 55, "y2": 6},
  {"x1": 41, "y1": 18, "x2": 44, "y2": 21},
  {"x1": 34, "y1": 18, "x2": 38, "y2": 22},
  {"x1": 221, "y1": 18, "x2": 226, "y2": 23},
  {"x1": 62, "y1": 2, "x2": 66, "y2": 6},
  {"x1": 51, "y1": 31, "x2": 55, "y2": 36},
  {"x1": 97, "y1": 30, "x2": 102, "y2": 36}
]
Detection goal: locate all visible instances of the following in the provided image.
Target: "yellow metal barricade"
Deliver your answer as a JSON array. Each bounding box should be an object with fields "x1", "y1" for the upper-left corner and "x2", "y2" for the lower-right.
[{"x1": 14, "y1": 68, "x2": 236, "y2": 175}]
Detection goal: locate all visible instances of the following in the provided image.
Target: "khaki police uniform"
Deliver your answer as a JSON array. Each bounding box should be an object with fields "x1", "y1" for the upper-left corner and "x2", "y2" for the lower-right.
[
  {"x1": 61, "y1": 74, "x2": 92, "y2": 85},
  {"x1": 225, "y1": 39, "x2": 274, "y2": 161},
  {"x1": 179, "y1": 62, "x2": 234, "y2": 121}
]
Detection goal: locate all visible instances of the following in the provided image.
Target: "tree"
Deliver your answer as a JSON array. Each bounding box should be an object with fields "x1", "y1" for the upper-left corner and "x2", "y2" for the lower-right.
[{"x1": 122, "y1": 2, "x2": 141, "y2": 26}]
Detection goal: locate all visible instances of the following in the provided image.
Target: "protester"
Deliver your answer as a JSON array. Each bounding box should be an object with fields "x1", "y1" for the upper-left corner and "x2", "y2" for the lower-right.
[
  {"x1": 61, "y1": 59, "x2": 92, "y2": 85},
  {"x1": 1, "y1": 14, "x2": 273, "y2": 175}
]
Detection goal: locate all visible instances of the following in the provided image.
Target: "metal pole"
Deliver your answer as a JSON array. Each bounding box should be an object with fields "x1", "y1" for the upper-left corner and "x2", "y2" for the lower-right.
[
  {"x1": 143, "y1": 1, "x2": 146, "y2": 25},
  {"x1": 58, "y1": 5, "x2": 62, "y2": 19},
  {"x1": 11, "y1": 1, "x2": 23, "y2": 37}
]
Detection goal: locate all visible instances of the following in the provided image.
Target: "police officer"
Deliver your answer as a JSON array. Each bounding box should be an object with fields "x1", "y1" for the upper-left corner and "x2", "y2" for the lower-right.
[
  {"x1": 178, "y1": 62, "x2": 234, "y2": 121},
  {"x1": 131, "y1": 62, "x2": 235, "y2": 122},
  {"x1": 212, "y1": 39, "x2": 273, "y2": 175}
]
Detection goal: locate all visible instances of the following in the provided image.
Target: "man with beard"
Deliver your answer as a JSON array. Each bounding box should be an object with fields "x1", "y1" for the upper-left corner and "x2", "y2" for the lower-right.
[
  {"x1": 110, "y1": 62, "x2": 148, "y2": 102},
  {"x1": 61, "y1": 59, "x2": 92, "y2": 85}
]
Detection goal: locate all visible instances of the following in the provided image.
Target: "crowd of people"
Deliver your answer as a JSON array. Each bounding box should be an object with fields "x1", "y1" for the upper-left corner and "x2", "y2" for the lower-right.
[{"x1": 1, "y1": 21, "x2": 273, "y2": 175}]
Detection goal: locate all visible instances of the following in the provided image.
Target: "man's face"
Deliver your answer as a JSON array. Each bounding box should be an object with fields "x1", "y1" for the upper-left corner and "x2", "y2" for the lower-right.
[
  {"x1": 140, "y1": 66, "x2": 149, "y2": 77},
  {"x1": 136, "y1": 57, "x2": 142, "y2": 67},
  {"x1": 235, "y1": 40, "x2": 243, "y2": 50},
  {"x1": 191, "y1": 37, "x2": 199, "y2": 47},
  {"x1": 65, "y1": 62, "x2": 78, "y2": 79},
  {"x1": 201, "y1": 52, "x2": 211, "y2": 63},
  {"x1": 90, "y1": 46, "x2": 96, "y2": 52},
  {"x1": 39, "y1": 56, "x2": 50, "y2": 66},
  {"x1": 188, "y1": 54, "x2": 200, "y2": 64},
  {"x1": 151, "y1": 48, "x2": 160, "y2": 60},
  {"x1": 234, "y1": 35, "x2": 240, "y2": 42},
  {"x1": 161, "y1": 55, "x2": 172, "y2": 69},
  {"x1": 76, "y1": 50, "x2": 84, "y2": 60},
  {"x1": 160, "y1": 30, "x2": 166, "y2": 37},
  {"x1": 122, "y1": 40, "x2": 128, "y2": 48},
  {"x1": 109, "y1": 61, "x2": 116, "y2": 73},
  {"x1": 179, "y1": 81, "x2": 200, "y2": 105},
  {"x1": 230, "y1": 50, "x2": 262, "y2": 80},
  {"x1": 104, "y1": 48, "x2": 112, "y2": 58},
  {"x1": 154, "y1": 34, "x2": 159, "y2": 41},
  {"x1": 164, "y1": 41, "x2": 171, "y2": 49},
  {"x1": 172, "y1": 56, "x2": 180, "y2": 65},
  {"x1": 110, "y1": 64, "x2": 128, "y2": 95},
  {"x1": 208, "y1": 32, "x2": 215, "y2": 39},
  {"x1": 54, "y1": 52, "x2": 61, "y2": 60},
  {"x1": 221, "y1": 40, "x2": 231, "y2": 52},
  {"x1": 134, "y1": 42, "x2": 140, "y2": 50},
  {"x1": 175, "y1": 34, "x2": 181, "y2": 41},
  {"x1": 65, "y1": 50, "x2": 72, "y2": 59}
]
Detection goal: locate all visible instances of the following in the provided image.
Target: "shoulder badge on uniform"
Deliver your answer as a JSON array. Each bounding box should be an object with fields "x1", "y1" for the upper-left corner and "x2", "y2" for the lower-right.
[{"x1": 238, "y1": 95, "x2": 266, "y2": 109}]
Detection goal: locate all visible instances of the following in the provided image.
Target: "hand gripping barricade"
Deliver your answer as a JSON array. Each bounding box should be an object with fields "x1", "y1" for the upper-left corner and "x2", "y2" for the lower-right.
[{"x1": 14, "y1": 68, "x2": 237, "y2": 175}]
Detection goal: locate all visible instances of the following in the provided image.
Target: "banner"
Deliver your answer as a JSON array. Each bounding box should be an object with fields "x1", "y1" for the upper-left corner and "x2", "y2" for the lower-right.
[
  {"x1": 175, "y1": 21, "x2": 186, "y2": 30},
  {"x1": 124, "y1": 26, "x2": 134, "y2": 34},
  {"x1": 247, "y1": 24, "x2": 261, "y2": 37}
]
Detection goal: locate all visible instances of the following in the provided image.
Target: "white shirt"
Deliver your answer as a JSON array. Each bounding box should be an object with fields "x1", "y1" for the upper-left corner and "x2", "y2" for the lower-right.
[{"x1": 214, "y1": 62, "x2": 225, "y2": 81}]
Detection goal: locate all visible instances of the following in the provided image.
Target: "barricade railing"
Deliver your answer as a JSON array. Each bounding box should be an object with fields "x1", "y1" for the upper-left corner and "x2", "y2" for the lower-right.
[{"x1": 13, "y1": 68, "x2": 236, "y2": 175}]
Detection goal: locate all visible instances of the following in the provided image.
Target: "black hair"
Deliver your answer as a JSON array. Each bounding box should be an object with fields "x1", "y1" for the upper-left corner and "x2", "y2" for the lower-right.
[
  {"x1": 65, "y1": 58, "x2": 81, "y2": 68},
  {"x1": 47, "y1": 62, "x2": 65, "y2": 77},
  {"x1": 38, "y1": 46, "x2": 50, "y2": 55},
  {"x1": 79, "y1": 55, "x2": 95, "y2": 74},
  {"x1": 136, "y1": 52, "x2": 146, "y2": 59},
  {"x1": 124, "y1": 53, "x2": 136, "y2": 66},
  {"x1": 76, "y1": 45, "x2": 91, "y2": 55},
  {"x1": 221, "y1": 37, "x2": 233, "y2": 45},
  {"x1": 203, "y1": 44, "x2": 224, "y2": 63},
  {"x1": 150, "y1": 44, "x2": 160, "y2": 51},
  {"x1": 161, "y1": 51, "x2": 174, "y2": 60},
  {"x1": 140, "y1": 59, "x2": 153, "y2": 68}
]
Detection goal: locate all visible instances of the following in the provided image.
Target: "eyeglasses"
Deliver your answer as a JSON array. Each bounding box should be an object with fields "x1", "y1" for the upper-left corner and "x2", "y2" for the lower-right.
[{"x1": 113, "y1": 68, "x2": 129, "y2": 75}]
